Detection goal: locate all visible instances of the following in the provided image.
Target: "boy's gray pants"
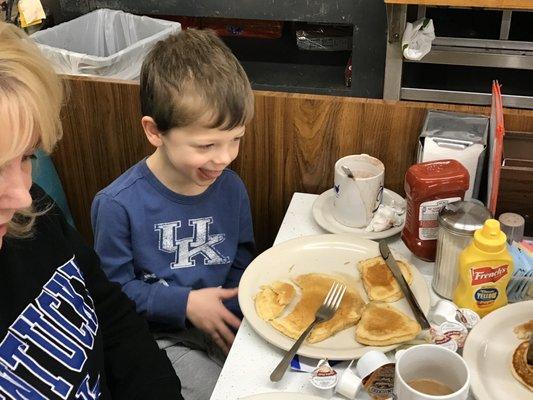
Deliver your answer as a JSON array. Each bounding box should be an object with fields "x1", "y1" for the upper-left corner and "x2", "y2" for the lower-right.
[{"x1": 155, "y1": 328, "x2": 226, "y2": 400}]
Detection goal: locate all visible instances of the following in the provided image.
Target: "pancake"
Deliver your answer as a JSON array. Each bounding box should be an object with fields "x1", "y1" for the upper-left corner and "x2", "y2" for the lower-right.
[
  {"x1": 358, "y1": 256, "x2": 414, "y2": 302},
  {"x1": 511, "y1": 341, "x2": 533, "y2": 392},
  {"x1": 255, "y1": 281, "x2": 296, "y2": 321},
  {"x1": 514, "y1": 320, "x2": 533, "y2": 340},
  {"x1": 270, "y1": 273, "x2": 365, "y2": 343},
  {"x1": 355, "y1": 302, "x2": 421, "y2": 346}
]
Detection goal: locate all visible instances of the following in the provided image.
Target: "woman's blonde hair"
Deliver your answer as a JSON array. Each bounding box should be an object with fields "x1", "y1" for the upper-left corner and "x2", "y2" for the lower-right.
[{"x1": 0, "y1": 22, "x2": 64, "y2": 237}]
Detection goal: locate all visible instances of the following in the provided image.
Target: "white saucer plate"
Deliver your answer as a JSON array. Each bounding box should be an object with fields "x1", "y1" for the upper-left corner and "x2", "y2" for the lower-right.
[{"x1": 312, "y1": 188, "x2": 405, "y2": 239}]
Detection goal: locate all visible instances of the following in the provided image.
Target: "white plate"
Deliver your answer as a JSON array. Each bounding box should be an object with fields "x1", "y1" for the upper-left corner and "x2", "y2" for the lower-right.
[
  {"x1": 312, "y1": 188, "x2": 405, "y2": 239},
  {"x1": 463, "y1": 300, "x2": 533, "y2": 400},
  {"x1": 238, "y1": 234, "x2": 431, "y2": 360},
  {"x1": 239, "y1": 393, "x2": 323, "y2": 400}
]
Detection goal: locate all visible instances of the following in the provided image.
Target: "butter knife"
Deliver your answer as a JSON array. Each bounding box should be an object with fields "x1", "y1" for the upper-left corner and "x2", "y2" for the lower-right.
[
  {"x1": 378, "y1": 241, "x2": 431, "y2": 330},
  {"x1": 527, "y1": 334, "x2": 533, "y2": 365}
]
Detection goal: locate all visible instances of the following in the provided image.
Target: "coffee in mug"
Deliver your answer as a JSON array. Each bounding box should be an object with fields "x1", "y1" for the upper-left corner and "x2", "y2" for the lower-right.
[
  {"x1": 393, "y1": 344, "x2": 470, "y2": 400},
  {"x1": 407, "y1": 378, "x2": 453, "y2": 395}
]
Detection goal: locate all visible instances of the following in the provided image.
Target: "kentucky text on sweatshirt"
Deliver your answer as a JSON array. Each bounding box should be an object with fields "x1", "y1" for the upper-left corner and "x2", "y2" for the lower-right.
[{"x1": 0, "y1": 186, "x2": 182, "y2": 399}]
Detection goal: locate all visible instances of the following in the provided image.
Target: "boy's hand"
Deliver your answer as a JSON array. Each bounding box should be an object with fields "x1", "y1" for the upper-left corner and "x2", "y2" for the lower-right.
[{"x1": 186, "y1": 287, "x2": 241, "y2": 355}]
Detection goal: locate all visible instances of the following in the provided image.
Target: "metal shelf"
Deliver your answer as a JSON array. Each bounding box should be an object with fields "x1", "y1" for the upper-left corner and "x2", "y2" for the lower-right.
[
  {"x1": 409, "y1": 49, "x2": 533, "y2": 69},
  {"x1": 401, "y1": 88, "x2": 533, "y2": 108},
  {"x1": 383, "y1": 3, "x2": 533, "y2": 109}
]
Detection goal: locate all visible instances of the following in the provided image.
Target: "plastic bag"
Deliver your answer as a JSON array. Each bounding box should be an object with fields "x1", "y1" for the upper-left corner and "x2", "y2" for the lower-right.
[
  {"x1": 296, "y1": 24, "x2": 353, "y2": 51},
  {"x1": 401, "y1": 18, "x2": 435, "y2": 61},
  {"x1": 31, "y1": 9, "x2": 181, "y2": 80}
]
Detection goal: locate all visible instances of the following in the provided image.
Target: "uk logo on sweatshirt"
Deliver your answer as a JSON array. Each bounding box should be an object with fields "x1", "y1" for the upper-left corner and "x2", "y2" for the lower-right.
[
  {"x1": 0, "y1": 258, "x2": 100, "y2": 399},
  {"x1": 155, "y1": 217, "x2": 230, "y2": 269}
]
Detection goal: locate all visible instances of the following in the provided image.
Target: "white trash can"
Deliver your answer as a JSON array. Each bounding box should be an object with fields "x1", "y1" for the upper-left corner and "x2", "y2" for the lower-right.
[{"x1": 31, "y1": 9, "x2": 181, "y2": 80}]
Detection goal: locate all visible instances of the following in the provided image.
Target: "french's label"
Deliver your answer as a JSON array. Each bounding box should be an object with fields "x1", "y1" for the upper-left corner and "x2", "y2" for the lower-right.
[{"x1": 470, "y1": 265, "x2": 509, "y2": 286}]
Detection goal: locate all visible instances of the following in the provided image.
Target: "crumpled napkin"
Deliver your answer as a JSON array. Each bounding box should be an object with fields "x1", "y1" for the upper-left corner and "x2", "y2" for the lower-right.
[
  {"x1": 365, "y1": 203, "x2": 405, "y2": 233},
  {"x1": 402, "y1": 18, "x2": 435, "y2": 61}
]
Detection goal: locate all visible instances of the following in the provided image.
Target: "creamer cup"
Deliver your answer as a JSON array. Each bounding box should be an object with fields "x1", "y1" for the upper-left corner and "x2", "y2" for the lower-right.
[
  {"x1": 429, "y1": 299, "x2": 459, "y2": 325},
  {"x1": 310, "y1": 359, "x2": 338, "y2": 390},
  {"x1": 335, "y1": 361, "x2": 362, "y2": 399},
  {"x1": 429, "y1": 321, "x2": 467, "y2": 352},
  {"x1": 356, "y1": 350, "x2": 390, "y2": 379},
  {"x1": 455, "y1": 308, "x2": 480, "y2": 330}
]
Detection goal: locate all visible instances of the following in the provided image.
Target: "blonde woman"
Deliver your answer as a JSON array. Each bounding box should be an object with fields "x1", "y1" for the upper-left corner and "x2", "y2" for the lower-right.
[{"x1": 0, "y1": 22, "x2": 183, "y2": 399}]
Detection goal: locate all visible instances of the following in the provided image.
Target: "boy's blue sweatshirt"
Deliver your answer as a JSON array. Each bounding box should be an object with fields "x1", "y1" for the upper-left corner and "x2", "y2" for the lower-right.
[{"x1": 91, "y1": 159, "x2": 255, "y2": 328}]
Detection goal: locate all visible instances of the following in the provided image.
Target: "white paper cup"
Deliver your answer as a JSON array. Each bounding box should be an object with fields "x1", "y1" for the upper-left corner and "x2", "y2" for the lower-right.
[
  {"x1": 333, "y1": 154, "x2": 384, "y2": 228},
  {"x1": 393, "y1": 344, "x2": 470, "y2": 400}
]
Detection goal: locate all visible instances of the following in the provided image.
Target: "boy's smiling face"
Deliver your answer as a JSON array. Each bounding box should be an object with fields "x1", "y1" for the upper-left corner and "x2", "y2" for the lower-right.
[{"x1": 147, "y1": 120, "x2": 245, "y2": 196}]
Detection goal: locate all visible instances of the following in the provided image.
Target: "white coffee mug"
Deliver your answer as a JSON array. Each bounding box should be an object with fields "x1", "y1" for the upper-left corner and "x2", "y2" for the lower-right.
[
  {"x1": 393, "y1": 344, "x2": 470, "y2": 400},
  {"x1": 333, "y1": 154, "x2": 384, "y2": 228}
]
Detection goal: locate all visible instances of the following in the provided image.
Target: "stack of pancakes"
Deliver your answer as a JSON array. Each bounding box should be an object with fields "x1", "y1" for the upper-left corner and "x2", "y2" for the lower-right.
[
  {"x1": 254, "y1": 256, "x2": 421, "y2": 346},
  {"x1": 512, "y1": 320, "x2": 533, "y2": 392}
]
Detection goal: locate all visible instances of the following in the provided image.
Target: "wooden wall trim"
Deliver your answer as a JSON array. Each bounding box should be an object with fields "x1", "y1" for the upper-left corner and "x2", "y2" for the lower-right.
[{"x1": 54, "y1": 76, "x2": 533, "y2": 251}]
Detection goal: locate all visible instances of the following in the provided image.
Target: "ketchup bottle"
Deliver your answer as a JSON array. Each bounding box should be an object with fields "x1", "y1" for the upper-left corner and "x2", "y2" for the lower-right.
[{"x1": 401, "y1": 160, "x2": 470, "y2": 261}]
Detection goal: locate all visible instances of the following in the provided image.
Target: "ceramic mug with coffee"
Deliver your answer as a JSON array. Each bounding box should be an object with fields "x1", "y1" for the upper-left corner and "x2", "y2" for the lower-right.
[
  {"x1": 333, "y1": 154, "x2": 384, "y2": 228},
  {"x1": 393, "y1": 344, "x2": 470, "y2": 400}
]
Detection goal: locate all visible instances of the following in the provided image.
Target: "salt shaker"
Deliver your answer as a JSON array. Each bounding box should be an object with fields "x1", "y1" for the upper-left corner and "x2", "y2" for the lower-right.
[
  {"x1": 498, "y1": 212, "x2": 525, "y2": 244},
  {"x1": 433, "y1": 201, "x2": 491, "y2": 299}
]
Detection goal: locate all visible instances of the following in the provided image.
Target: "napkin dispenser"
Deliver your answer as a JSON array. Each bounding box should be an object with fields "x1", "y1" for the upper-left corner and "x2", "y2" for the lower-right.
[{"x1": 417, "y1": 110, "x2": 489, "y2": 201}]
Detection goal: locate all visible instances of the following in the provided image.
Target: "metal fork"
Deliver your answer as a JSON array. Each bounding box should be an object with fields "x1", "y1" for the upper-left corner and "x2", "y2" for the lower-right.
[{"x1": 269, "y1": 281, "x2": 346, "y2": 382}]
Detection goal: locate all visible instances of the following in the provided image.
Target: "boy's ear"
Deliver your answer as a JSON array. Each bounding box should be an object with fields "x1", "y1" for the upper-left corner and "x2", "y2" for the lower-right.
[{"x1": 141, "y1": 116, "x2": 164, "y2": 147}]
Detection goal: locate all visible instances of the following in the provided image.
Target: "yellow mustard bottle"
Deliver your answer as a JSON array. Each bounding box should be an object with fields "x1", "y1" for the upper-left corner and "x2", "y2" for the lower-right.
[{"x1": 453, "y1": 219, "x2": 513, "y2": 317}]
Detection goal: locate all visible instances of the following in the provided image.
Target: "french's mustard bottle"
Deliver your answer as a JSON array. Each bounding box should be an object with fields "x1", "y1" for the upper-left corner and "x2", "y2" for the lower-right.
[{"x1": 453, "y1": 219, "x2": 513, "y2": 317}]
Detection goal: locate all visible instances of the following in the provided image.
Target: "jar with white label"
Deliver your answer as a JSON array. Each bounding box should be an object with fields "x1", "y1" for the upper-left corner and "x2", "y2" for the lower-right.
[{"x1": 433, "y1": 201, "x2": 491, "y2": 299}]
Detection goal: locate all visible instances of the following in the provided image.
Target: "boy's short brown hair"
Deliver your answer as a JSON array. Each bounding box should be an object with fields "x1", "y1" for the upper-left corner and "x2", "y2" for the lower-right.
[{"x1": 140, "y1": 29, "x2": 254, "y2": 133}]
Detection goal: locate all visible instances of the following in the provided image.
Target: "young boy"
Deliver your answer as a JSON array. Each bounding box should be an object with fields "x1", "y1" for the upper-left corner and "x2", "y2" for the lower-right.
[{"x1": 91, "y1": 29, "x2": 255, "y2": 400}]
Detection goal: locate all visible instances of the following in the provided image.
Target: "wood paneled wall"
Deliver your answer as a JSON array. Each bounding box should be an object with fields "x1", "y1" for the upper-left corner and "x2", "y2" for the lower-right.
[{"x1": 54, "y1": 75, "x2": 533, "y2": 251}]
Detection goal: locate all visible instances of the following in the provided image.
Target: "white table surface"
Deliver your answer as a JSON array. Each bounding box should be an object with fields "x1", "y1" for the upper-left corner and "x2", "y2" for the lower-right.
[{"x1": 210, "y1": 192, "x2": 472, "y2": 400}]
